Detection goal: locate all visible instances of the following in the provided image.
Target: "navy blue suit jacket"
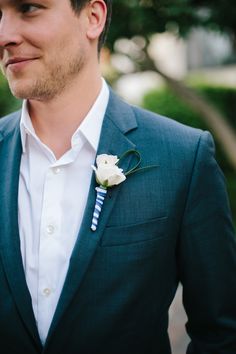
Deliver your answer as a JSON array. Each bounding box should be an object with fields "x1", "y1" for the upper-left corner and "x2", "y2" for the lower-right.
[{"x1": 0, "y1": 90, "x2": 236, "y2": 353}]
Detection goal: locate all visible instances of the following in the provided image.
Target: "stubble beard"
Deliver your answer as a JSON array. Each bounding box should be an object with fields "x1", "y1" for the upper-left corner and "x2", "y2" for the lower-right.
[{"x1": 7, "y1": 53, "x2": 85, "y2": 102}]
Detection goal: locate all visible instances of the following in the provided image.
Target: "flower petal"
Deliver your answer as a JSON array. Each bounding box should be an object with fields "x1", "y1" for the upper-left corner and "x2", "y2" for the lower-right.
[
  {"x1": 96, "y1": 154, "x2": 119, "y2": 166},
  {"x1": 94, "y1": 164, "x2": 126, "y2": 187}
]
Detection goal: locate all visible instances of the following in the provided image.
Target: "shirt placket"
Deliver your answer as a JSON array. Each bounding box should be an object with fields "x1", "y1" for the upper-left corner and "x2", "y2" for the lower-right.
[{"x1": 37, "y1": 164, "x2": 64, "y2": 342}]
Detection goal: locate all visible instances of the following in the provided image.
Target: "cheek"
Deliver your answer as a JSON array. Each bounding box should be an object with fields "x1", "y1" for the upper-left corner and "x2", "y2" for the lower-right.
[{"x1": 22, "y1": 25, "x2": 55, "y2": 51}]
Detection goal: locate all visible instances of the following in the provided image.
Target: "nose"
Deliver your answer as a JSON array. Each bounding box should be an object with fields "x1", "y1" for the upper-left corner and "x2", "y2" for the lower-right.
[{"x1": 0, "y1": 13, "x2": 22, "y2": 49}]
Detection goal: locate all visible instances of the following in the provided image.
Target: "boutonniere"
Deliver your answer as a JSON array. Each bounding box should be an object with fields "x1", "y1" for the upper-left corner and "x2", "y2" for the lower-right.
[{"x1": 90, "y1": 150, "x2": 157, "y2": 231}]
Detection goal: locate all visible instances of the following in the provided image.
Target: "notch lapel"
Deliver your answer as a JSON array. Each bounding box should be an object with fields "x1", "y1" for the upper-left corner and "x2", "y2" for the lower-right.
[
  {"x1": 0, "y1": 116, "x2": 42, "y2": 349},
  {"x1": 46, "y1": 91, "x2": 138, "y2": 343}
]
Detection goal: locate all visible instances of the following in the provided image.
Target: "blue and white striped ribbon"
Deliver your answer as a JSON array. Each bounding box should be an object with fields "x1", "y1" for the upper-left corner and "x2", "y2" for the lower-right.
[{"x1": 91, "y1": 186, "x2": 107, "y2": 231}]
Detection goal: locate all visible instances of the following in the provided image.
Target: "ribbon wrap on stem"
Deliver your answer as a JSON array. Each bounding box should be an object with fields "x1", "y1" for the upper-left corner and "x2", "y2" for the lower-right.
[{"x1": 91, "y1": 186, "x2": 107, "y2": 231}]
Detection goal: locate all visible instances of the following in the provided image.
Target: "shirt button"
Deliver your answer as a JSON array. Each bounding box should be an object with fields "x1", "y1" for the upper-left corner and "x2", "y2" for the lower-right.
[
  {"x1": 46, "y1": 225, "x2": 55, "y2": 235},
  {"x1": 53, "y1": 167, "x2": 61, "y2": 174},
  {"x1": 43, "y1": 288, "x2": 51, "y2": 297}
]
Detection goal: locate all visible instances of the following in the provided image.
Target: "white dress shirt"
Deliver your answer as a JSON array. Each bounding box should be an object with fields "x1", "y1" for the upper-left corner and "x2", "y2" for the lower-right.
[{"x1": 18, "y1": 80, "x2": 109, "y2": 345}]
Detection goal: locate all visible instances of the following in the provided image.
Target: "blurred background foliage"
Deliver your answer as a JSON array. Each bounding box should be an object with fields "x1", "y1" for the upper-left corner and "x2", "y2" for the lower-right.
[
  {"x1": 106, "y1": 0, "x2": 236, "y2": 224},
  {"x1": 109, "y1": 0, "x2": 236, "y2": 47},
  {"x1": 142, "y1": 85, "x2": 236, "y2": 222},
  {"x1": 0, "y1": 75, "x2": 21, "y2": 115}
]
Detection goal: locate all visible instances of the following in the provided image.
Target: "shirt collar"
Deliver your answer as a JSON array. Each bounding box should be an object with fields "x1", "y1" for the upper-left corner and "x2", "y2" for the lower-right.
[
  {"x1": 20, "y1": 78, "x2": 110, "y2": 153},
  {"x1": 20, "y1": 101, "x2": 37, "y2": 154},
  {"x1": 72, "y1": 78, "x2": 109, "y2": 151}
]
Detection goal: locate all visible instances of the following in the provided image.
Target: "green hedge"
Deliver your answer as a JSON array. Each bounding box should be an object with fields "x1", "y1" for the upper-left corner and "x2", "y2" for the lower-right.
[
  {"x1": 0, "y1": 75, "x2": 21, "y2": 117},
  {"x1": 142, "y1": 85, "x2": 236, "y2": 223}
]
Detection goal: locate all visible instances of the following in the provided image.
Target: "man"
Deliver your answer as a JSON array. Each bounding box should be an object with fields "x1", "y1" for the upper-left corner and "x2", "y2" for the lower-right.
[{"x1": 0, "y1": 0, "x2": 236, "y2": 353}]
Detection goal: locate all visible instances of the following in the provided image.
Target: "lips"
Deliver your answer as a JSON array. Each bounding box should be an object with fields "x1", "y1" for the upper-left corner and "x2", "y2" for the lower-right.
[
  {"x1": 4, "y1": 57, "x2": 39, "y2": 74},
  {"x1": 5, "y1": 57, "x2": 36, "y2": 68}
]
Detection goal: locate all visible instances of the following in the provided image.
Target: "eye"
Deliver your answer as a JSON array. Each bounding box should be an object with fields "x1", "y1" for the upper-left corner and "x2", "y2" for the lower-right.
[{"x1": 20, "y1": 3, "x2": 42, "y2": 14}]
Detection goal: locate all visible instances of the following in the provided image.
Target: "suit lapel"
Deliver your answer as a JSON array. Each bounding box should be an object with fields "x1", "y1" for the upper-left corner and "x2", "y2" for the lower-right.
[
  {"x1": 0, "y1": 116, "x2": 42, "y2": 349},
  {"x1": 46, "y1": 90, "x2": 138, "y2": 343}
]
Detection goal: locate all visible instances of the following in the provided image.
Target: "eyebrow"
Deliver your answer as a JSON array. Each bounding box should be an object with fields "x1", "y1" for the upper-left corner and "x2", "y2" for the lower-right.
[
  {"x1": 0, "y1": 0, "x2": 21, "y2": 6},
  {"x1": 0, "y1": 0, "x2": 34, "y2": 6}
]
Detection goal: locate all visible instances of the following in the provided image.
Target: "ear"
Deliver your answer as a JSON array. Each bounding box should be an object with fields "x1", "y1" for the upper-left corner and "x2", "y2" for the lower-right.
[{"x1": 86, "y1": 0, "x2": 107, "y2": 41}]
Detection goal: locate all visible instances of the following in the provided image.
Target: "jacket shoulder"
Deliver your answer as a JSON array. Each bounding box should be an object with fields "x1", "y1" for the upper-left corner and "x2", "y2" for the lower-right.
[
  {"x1": 0, "y1": 111, "x2": 21, "y2": 138},
  {"x1": 127, "y1": 104, "x2": 214, "y2": 170},
  {"x1": 131, "y1": 104, "x2": 203, "y2": 144}
]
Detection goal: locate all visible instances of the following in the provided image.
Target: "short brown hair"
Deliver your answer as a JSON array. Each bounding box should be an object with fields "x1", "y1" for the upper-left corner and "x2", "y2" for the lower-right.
[{"x1": 70, "y1": 0, "x2": 112, "y2": 53}]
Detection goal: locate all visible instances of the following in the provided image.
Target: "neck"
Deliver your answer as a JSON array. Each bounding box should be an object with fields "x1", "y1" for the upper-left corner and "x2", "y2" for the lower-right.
[{"x1": 28, "y1": 68, "x2": 102, "y2": 159}]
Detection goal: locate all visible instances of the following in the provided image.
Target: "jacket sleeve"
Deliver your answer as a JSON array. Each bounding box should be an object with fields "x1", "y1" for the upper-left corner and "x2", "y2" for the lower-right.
[{"x1": 178, "y1": 131, "x2": 236, "y2": 353}]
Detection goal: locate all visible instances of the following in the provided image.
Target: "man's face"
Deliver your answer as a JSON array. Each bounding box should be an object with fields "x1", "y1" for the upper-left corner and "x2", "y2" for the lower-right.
[{"x1": 0, "y1": 0, "x2": 91, "y2": 100}]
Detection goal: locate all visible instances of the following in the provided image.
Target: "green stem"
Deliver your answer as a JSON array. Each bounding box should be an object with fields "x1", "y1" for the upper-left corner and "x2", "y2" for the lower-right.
[
  {"x1": 117, "y1": 149, "x2": 142, "y2": 175},
  {"x1": 125, "y1": 165, "x2": 159, "y2": 176}
]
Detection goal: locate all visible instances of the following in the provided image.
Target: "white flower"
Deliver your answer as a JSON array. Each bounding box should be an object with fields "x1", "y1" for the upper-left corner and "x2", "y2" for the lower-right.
[
  {"x1": 96, "y1": 154, "x2": 119, "y2": 166},
  {"x1": 92, "y1": 154, "x2": 126, "y2": 188}
]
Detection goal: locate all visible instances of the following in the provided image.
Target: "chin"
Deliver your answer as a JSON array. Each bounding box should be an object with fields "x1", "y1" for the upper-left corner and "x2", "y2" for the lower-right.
[
  {"x1": 8, "y1": 81, "x2": 30, "y2": 99},
  {"x1": 10, "y1": 89, "x2": 30, "y2": 100},
  {"x1": 9, "y1": 84, "x2": 40, "y2": 100}
]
